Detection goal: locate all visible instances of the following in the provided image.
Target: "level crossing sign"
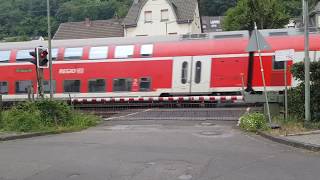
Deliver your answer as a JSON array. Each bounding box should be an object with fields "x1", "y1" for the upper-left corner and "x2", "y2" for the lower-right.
[{"x1": 246, "y1": 29, "x2": 271, "y2": 52}]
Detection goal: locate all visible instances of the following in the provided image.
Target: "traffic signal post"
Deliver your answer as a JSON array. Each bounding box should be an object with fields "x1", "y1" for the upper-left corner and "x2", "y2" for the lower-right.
[{"x1": 29, "y1": 47, "x2": 49, "y2": 99}]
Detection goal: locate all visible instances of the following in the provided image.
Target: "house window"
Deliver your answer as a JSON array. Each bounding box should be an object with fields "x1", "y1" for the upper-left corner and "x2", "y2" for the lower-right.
[
  {"x1": 144, "y1": 11, "x2": 152, "y2": 23},
  {"x1": 0, "y1": 51, "x2": 10, "y2": 63},
  {"x1": 88, "y1": 79, "x2": 106, "y2": 92},
  {"x1": 139, "y1": 78, "x2": 151, "y2": 91},
  {"x1": 15, "y1": 80, "x2": 32, "y2": 94},
  {"x1": 161, "y1": 9, "x2": 169, "y2": 21},
  {"x1": 16, "y1": 50, "x2": 33, "y2": 62},
  {"x1": 140, "y1": 44, "x2": 153, "y2": 57},
  {"x1": 89, "y1": 46, "x2": 108, "y2": 60},
  {"x1": 64, "y1": 80, "x2": 81, "y2": 93},
  {"x1": 113, "y1": 78, "x2": 132, "y2": 92},
  {"x1": 64, "y1": 48, "x2": 83, "y2": 60},
  {"x1": 43, "y1": 80, "x2": 56, "y2": 93},
  {"x1": 0, "y1": 81, "x2": 8, "y2": 94},
  {"x1": 115, "y1": 45, "x2": 134, "y2": 58}
]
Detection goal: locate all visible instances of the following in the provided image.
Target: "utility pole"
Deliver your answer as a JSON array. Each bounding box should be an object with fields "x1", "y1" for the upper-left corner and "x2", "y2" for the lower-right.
[
  {"x1": 254, "y1": 22, "x2": 272, "y2": 125},
  {"x1": 303, "y1": 0, "x2": 311, "y2": 122},
  {"x1": 47, "y1": 0, "x2": 54, "y2": 99}
]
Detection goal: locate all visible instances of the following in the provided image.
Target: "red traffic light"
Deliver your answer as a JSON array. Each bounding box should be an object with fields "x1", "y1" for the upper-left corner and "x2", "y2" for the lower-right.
[{"x1": 40, "y1": 50, "x2": 48, "y2": 59}]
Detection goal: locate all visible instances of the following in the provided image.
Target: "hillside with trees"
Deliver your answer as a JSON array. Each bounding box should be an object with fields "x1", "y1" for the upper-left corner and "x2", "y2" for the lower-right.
[{"x1": 0, "y1": 0, "x2": 318, "y2": 41}]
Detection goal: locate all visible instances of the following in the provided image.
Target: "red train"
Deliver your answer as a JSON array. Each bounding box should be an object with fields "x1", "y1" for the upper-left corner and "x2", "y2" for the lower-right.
[{"x1": 0, "y1": 29, "x2": 318, "y2": 101}]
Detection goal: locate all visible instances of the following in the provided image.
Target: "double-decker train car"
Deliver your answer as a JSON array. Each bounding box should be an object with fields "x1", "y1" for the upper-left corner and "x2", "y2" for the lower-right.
[{"x1": 0, "y1": 29, "x2": 319, "y2": 101}]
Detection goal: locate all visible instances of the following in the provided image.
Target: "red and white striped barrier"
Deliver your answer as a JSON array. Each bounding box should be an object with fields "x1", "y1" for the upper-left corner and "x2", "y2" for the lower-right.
[{"x1": 71, "y1": 96, "x2": 244, "y2": 104}]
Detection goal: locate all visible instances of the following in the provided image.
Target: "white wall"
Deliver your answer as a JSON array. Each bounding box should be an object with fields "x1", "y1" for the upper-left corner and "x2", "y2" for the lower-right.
[{"x1": 125, "y1": 0, "x2": 201, "y2": 37}]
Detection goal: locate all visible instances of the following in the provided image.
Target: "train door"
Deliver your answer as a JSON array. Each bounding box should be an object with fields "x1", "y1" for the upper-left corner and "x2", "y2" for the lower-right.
[
  {"x1": 172, "y1": 56, "x2": 192, "y2": 93},
  {"x1": 190, "y1": 56, "x2": 212, "y2": 93}
]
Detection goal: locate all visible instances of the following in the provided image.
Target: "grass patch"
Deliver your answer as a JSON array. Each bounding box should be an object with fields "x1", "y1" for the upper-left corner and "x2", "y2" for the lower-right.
[
  {"x1": 0, "y1": 100, "x2": 101, "y2": 133},
  {"x1": 267, "y1": 115, "x2": 320, "y2": 136}
]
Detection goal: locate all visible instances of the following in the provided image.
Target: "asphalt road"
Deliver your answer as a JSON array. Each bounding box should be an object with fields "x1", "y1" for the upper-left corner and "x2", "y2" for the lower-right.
[{"x1": 0, "y1": 110, "x2": 320, "y2": 180}]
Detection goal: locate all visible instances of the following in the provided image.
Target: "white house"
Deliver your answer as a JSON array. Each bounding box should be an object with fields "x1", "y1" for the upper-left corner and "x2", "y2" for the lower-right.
[{"x1": 123, "y1": 0, "x2": 202, "y2": 37}]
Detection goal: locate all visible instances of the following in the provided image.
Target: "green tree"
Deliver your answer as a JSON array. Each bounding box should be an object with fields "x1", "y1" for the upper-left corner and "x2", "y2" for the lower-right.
[
  {"x1": 223, "y1": 0, "x2": 290, "y2": 31},
  {"x1": 199, "y1": 0, "x2": 236, "y2": 16}
]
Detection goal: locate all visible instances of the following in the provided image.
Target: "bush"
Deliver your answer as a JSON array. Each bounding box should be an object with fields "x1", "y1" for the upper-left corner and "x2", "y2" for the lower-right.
[
  {"x1": 288, "y1": 61, "x2": 320, "y2": 122},
  {"x1": 2, "y1": 102, "x2": 44, "y2": 132},
  {"x1": 34, "y1": 100, "x2": 72, "y2": 126},
  {"x1": 239, "y1": 113, "x2": 268, "y2": 132},
  {"x1": 1, "y1": 100, "x2": 100, "y2": 133}
]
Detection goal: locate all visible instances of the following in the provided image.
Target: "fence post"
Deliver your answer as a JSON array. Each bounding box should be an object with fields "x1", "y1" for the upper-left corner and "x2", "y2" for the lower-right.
[
  {"x1": 31, "y1": 86, "x2": 35, "y2": 102},
  {"x1": 28, "y1": 87, "x2": 31, "y2": 101}
]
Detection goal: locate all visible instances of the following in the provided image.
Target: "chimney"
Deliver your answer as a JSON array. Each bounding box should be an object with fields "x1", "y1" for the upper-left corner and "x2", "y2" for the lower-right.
[{"x1": 85, "y1": 18, "x2": 91, "y2": 27}]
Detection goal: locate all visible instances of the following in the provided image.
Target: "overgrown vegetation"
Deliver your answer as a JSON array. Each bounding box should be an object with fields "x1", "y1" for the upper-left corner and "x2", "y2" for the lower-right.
[
  {"x1": 239, "y1": 112, "x2": 268, "y2": 132},
  {"x1": 264, "y1": 61, "x2": 320, "y2": 135},
  {"x1": 0, "y1": 100, "x2": 100, "y2": 133}
]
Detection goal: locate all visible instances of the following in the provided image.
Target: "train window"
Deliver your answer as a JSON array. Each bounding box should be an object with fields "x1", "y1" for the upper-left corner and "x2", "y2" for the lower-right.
[
  {"x1": 214, "y1": 34, "x2": 243, "y2": 39},
  {"x1": 16, "y1": 50, "x2": 33, "y2": 62},
  {"x1": 43, "y1": 80, "x2": 56, "y2": 93},
  {"x1": 181, "y1": 62, "x2": 188, "y2": 84},
  {"x1": 0, "y1": 51, "x2": 10, "y2": 63},
  {"x1": 272, "y1": 56, "x2": 285, "y2": 70},
  {"x1": 15, "y1": 80, "x2": 32, "y2": 94},
  {"x1": 88, "y1": 79, "x2": 106, "y2": 92},
  {"x1": 0, "y1": 81, "x2": 8, "y2": 94},
  {"x1": 140, "y1": 77, "x2": 151, "y2": 91},
  {"x1": 113, "y1": 78, "x2": 132, "y2": 91},
  {"x1": 115, "y1": 45, "x2": 134, "y2": 59},
  {"x1": 140, "y1": 44, "x2": 153, "y2": 57},
  {"x1": 64, "y1": 48, "x2": 83, "y2": 60},
  {"x1": 51, "y1": 49, "x2": 58, "y2": 61},
  {"x1": 195, "y1": 61, "x2": 202, "y2": 84},
  {"x1": 89, "y1": 46, "x2": 108, "y2": 60},
  {"x1": 63, "y1": 80, "x2": 81, "y2": 93}
]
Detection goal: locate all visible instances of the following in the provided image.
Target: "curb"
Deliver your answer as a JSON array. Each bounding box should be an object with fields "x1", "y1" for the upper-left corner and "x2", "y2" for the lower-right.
[
  {"x1": 0, "y1": 130, "x2": 78, "y2": 142},
  {"x1": 258, "y1": 131, "x2": 320, "y2": 152}
]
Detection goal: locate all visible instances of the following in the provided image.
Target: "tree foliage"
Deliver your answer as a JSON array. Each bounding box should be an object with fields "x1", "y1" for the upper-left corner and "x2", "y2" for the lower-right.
[
  {"x1": 0, "y1": 0, "x2": 132, "y2": 41},
  {"x1": 223, "y1": 0, "x2": 290, "y2": 31},
  {"x1": 199, "y1": 0, "x2": 236, "y2": 16}
]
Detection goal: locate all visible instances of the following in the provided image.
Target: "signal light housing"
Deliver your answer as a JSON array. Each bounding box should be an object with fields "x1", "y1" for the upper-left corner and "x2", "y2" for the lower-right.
[
  {"x1": 37, "y1": 47, "x2": 49, "y2": 68},
  {"x1": 29, "y1": 47, "x2": 49, "y2": 68}
]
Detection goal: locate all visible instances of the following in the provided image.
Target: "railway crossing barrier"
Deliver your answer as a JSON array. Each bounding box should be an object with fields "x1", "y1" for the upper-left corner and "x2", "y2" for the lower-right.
[{"x1": 70, "y1": 95, "x2": 249, "y2": 121}]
